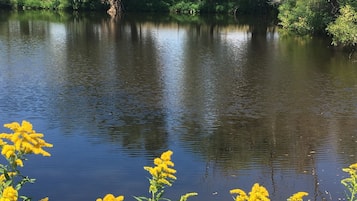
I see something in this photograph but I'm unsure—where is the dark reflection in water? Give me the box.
[1,10,357,201]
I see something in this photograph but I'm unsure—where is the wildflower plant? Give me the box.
[96,194,124,201]
[0,120,53,200]
[287,192,309,201]
[341,163,357,201]
[133,150,197,201]
[230,183,270,201]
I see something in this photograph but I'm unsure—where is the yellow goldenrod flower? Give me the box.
[154,158,162,165]
[179,192,198,201]
[0,186,18,201]
[160,150,173,161]
[287,192,309,201]
[158,178,172,186]
[1,145,15,159]
[96,194,124,201]
[0,139,6,146]
[0,120,53,157]
[0,172,17,183]
[249,183,270,201]
[230,188,249,201]
[230,183,270,201]
[3,122,20,131]
[343,163,357,176]
[15,158,23,167]
[349,163,357,170]
[144,150,177,194]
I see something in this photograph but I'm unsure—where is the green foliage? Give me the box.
[169,1,202,14]
[123,0,172,12]
[326,5,357,47]
[70,0,107,10]
[21,0,55,9]
[55,0,70,10]
[0,0,107,10]
[278,0,333,35]
[277,0,357,47]
[168,0,274,15]
[0,0,276,14]
[278,0,311,35]
[236,0,272,14]
[339,0,357,9]
[0,0,11,8]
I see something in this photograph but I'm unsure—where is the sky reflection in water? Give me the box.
[0,11,357,201]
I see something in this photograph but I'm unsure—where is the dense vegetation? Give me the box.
[0,0,356,49]
[0,0,276,13]
[278,0,357,48]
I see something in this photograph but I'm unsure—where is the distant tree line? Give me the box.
[0,0,277,14]
[0,0,355,49]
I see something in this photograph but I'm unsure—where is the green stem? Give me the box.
[351,177,357,201]
[151,191,155,201]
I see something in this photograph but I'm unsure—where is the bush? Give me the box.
[278,0,333,35]
[326,5,357,47]
[169,1,201,14]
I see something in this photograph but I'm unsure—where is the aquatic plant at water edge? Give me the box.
[0,120,52,201]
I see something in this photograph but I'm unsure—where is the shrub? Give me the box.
[278,0,333,35]
[326,5,357,47]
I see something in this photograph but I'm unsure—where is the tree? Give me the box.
[278,0,333,35]
[326,5,357,47]
[107,0,122,16]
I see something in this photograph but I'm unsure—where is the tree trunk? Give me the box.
[107,0,121,16]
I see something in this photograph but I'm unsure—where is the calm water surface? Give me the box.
[1,10,357,201]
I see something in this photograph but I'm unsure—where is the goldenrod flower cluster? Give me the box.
[287,192,309,201]
[342,163,357,177]
[0,172,17,183]
[96,194,124,201]
[144,150,177,194]
[341,163,357,201]
[0,120,53,201]
[230,183,270,201]
[0,186,18,201]
[179,192,198,201]
[0,121,53,165]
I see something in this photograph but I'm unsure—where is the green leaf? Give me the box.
[134,196,151,201]
[4,180,12,187]
[156,190,165,200]
[19,195,32,201]
[159,198,171,201]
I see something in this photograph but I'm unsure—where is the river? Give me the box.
[0,10,357,201]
